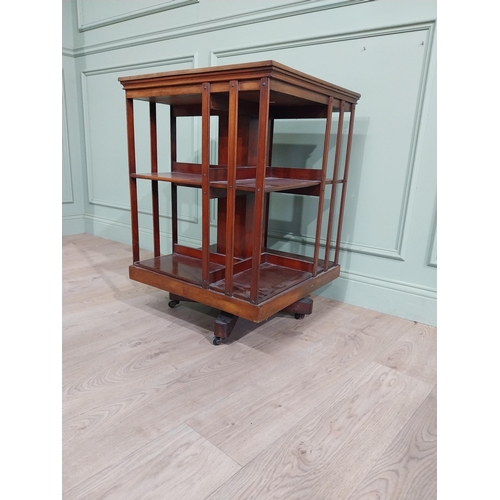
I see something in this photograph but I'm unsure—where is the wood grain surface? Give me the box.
[62,235,437,499]
[346,386,437,500]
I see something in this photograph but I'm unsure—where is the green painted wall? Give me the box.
[62,0,437,326]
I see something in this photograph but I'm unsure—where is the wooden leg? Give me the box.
[213,311,239,344]
[167,295,238,344]
[168,293,195,308]
[281,296,313,319]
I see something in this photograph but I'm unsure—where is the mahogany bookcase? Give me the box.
[119,61,360,345]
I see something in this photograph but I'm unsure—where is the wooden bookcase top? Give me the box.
[118,60,361,106]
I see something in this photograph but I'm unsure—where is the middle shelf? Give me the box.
[131,162,328,194]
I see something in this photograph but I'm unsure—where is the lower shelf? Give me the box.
[209,262,311,302]
[130,251,340,322]
[135,254,224,286]
[134,253,311,302]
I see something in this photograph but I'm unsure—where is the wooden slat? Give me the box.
[334,104,356,264]
[173,244,240,266]
[149,102,160,257]
[313,97,334,276]
[265,252,314,273]
[269,166,322,180]
[264,117,275,248]
[225,80,239,295]
[250,78,271,303]
[132,171,203,185]
[324,99,345,268]
[126,98,139,262]
[170,106,178,249]
[201,83,211,288]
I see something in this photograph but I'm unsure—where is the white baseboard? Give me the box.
[318,272,436,326]
[62,215,85,235]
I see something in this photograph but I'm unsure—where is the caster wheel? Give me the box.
[212,336,222,346]
[168,300,179,309]
[294,313,305,320]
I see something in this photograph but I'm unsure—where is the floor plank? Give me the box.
[376,323,437,385]
[203,363,433,500]
[347,386,437,500]
[62,340,272,491]
[187,312,415,466]
[64,423,241,500]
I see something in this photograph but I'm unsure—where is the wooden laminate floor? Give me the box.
[62,234,437,500]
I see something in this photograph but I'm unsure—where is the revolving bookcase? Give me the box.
[119,61,360,345]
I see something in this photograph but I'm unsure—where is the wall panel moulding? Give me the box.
[71,0,374,57]
[76,0,200,32]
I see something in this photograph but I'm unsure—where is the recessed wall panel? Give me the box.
[82,58,199,223]
[214,27,430,258]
